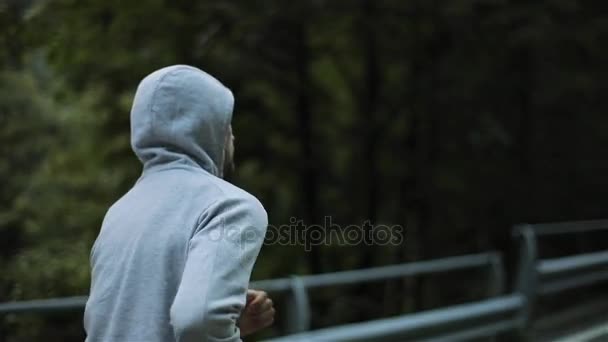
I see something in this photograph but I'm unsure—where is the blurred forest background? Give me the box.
[1,0,608,341]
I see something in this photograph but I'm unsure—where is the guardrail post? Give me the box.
[285,275,311,333]
[487,253,505,297]
[514,224,538,339]
[486,253,505,342]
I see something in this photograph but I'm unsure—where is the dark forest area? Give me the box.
[1,0,607,340]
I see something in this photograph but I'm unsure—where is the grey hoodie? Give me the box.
[84,65,268,342]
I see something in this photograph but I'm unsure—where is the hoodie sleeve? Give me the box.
[170,195,268,342]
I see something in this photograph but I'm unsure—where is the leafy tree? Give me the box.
[2,0,608,340]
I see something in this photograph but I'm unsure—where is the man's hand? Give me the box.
[239,289,275,337]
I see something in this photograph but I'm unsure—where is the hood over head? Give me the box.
[130,65,234,176]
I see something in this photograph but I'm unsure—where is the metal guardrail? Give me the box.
[253,252,503,291]
[520,219,608,236]
[513,220,608,329]
[264,294,525,342]
[537,250,608,295]
[1,220,607,341]
[261,220,608,341]
[0,296,87,315]
[0,252,503,335]
[251,252,504,333]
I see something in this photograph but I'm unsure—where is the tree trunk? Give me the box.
[358,0,381,269]
[294,14,322,274]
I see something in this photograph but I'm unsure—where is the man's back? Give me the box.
[84,65,267,342]
[85,166,266,342]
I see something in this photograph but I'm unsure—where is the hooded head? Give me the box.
[130,65,234,177]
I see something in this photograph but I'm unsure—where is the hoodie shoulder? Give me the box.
[192,174,268,236]
[207,175,266,213]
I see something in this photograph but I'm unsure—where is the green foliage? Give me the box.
[0,59,132,340]
[1,0,608,340]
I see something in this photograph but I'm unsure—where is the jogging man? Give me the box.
[84,65,274,341]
